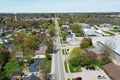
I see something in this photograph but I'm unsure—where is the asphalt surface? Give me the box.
[53,18,66,80]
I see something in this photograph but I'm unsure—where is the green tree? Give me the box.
[0,48,10,65]
[80,41,89,49]
[24,35,39,50]
[80,37,93,48]
[70,24,82,33]
[23,35,39,55]
[48,24,55,37]
[61,31,67,40]
[87,51,97,63]
[69,57,79,67]
[47,39,53,53]
[42,23,48,30]
[69,47,90,66]
[46,53,51,60]
[14,31,26,45]
[58,21,62,27]
[84,38,93,46]
[60,26,64,31]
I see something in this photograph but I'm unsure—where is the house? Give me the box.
[82,24,91,29]
[62,25,70,31]
[29,60,41,73]
[97,40,120,62]
[103,63,120,80]
[83,28,97,36]
[113,26,120,31]
[15,52,23,58]
[11,71,23,80]
[0,37,10,45]
[33,50,46,58]
[33,44,47,58]
[66,34,73,42]
[23,74,40,80]
[38,44,47,50]
[100,23,112,28]
[83,27,107,36]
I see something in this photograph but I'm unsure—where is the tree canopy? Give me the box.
[48,24,55,37]
[69,47,90,66]
[70,24,82,33]
[23,35,39,50]
[80,37,93,48]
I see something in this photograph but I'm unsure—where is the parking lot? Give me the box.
[67,69,111,80]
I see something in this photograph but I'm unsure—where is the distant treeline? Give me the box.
[0,13,120,25]
[57,13,120,25]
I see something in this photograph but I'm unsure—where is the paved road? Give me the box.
[51,17,66,80]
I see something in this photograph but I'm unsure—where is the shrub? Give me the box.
[80,41,89,48]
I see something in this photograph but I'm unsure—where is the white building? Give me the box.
[98,39,120,63]
[33,50,46,58]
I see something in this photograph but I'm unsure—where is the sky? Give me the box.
[0,0,120,13]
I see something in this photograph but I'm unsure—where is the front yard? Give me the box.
[69,64,81,73]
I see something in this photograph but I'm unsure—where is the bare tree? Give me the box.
[97,39,116,54]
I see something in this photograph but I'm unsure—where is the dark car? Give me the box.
[76,77,82,80]
[97,75,106,79]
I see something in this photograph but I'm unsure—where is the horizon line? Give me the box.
[0,12,120,14]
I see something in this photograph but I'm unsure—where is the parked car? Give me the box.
[76,77,82,80]
[97,75,106,79]
[85,66,96,70]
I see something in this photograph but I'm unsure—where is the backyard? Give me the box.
[4,60,24,77]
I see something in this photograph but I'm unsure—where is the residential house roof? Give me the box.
[0,37,10,44]
[62,25,70,28]
[23,74,40,80]
[103,63,120,80]
[39,44,47,51]
[29,60,41,73]
[66,34,73,38]
[12,70,22,76]
[11,70,23,80]
[35,50,45,55]
[16,52,23,57]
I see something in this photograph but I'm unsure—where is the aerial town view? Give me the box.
[0,0,120,80]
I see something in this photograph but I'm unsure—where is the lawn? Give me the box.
[75,33,84,37]
[45,59,51,73]
[89,60,102,68]
[110,29,120,32]
[103,31,115,36]
[62,49,65,55]
[60,38,62,44]
[64,61,68,73]
[45,55,52,73]
[4,61,24,77]
[69,64,81,73]
[72,78,76,80]
[88,45,95,48]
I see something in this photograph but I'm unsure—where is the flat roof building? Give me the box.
[103,63,120,80]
